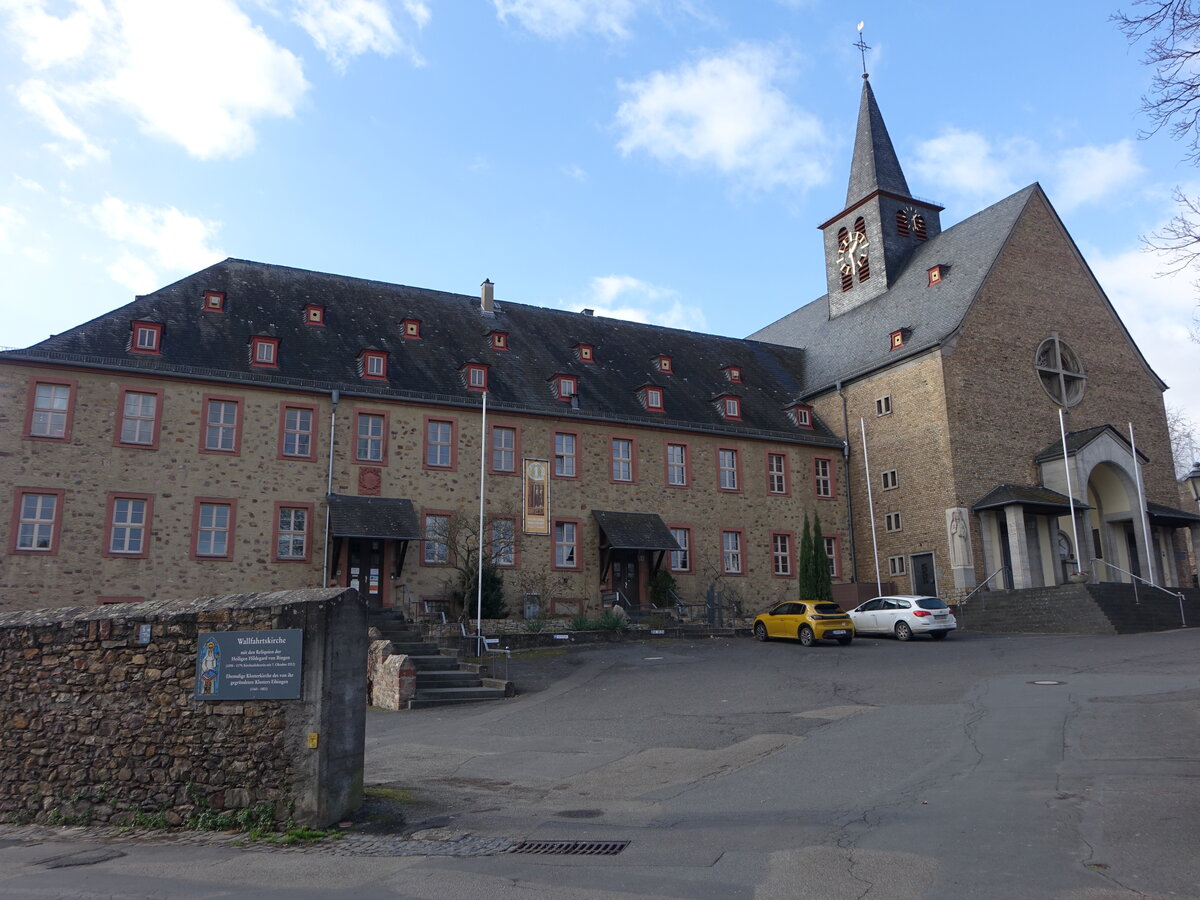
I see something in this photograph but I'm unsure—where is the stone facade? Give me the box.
[0,588,365,827]
[0,360,848,616]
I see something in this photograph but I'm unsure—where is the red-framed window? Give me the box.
[202,290,226,312]
[250,336,279,367]
[10,487,65,554]
[360,350,388,381]
[489,516,518,568]
[115,387,163,449]
[574,343,595,363]
[655,355,673,373]
[489,331,509,351]
[928,265,943,286]
[668,525,691,573]
[787,404,813,428]
[823,535,842,578]
[641,386,664,411]
[717,447,741,492]
[130,320,163,354]
[355,410,388,464]
[462,363,489,392]
[721,529,746,575]
[771,531,794,577]
[766,451,790,495]
[25,377,76,441]
[402,319,421,338]
[665,442,689,487]
[814,456,835,499]
[553,431,579,479]
[103,492,154,559]
[610,436,637,483]
[551,374,578,401]
[192,498,236,560]
[890,329,909,350]
[274,502,313,562]
[279,402,318,461]
[304,304,325,325]
[723,365,742,383]
[200,395,242,454]
[553,518,582,570]
[422,511,451,566]
[490,424,519,474]
[716,395,742,421]
[424,417,457,470]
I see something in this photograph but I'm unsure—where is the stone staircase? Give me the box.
[957,583,1200,635]
[368,610,509,709]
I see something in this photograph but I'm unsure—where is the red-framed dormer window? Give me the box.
[656,355,673,374]
[640,385,664,412]
[928,265,943,286]
[717,394,742,421]
[130,320,163,355]
[304,304,326,325]
[551,373,578,401]
[787,403,813,428]
[403,319,422,339]
[360,350,388,381]
[202,290,226,313]
[462,363,489,392]
[489,331,509,351]
[250,336,280,368]
[890,328,910,350]
[574,343,595,363]
[723,365,742,383]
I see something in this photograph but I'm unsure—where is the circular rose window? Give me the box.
[1035,335,1086,407]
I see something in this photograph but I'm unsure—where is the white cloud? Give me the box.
[88,197,224,291]
[0,206,26,249]
[492,0,641,39]
[2,0,309,162]
[1053,140,1145,212]
[561,274,707,330]
[562,163,587,180]
[14,174,46,193]
[615,43,831,192]
[293,0,424,68]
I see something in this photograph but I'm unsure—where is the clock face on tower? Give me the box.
[838,230,868,275]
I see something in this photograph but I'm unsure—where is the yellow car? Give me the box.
[753,601,854,646]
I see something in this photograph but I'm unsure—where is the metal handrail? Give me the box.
[1091,558,1187,628]
[957,567,1009,617]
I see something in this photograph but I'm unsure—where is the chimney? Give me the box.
[581,308,594,316]
[480,279,494,314]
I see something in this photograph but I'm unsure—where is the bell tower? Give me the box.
[819,75,943,317]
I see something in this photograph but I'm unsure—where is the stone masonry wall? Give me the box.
[0,588,365,828]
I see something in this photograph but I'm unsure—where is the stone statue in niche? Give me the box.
[946,508,971,569]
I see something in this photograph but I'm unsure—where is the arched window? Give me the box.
[913,214,927,241]
[896,209,910,236]
[854,218,870,283]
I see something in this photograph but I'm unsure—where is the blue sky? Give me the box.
[2,0,1198,446]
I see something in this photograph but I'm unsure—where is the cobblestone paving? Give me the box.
[0,824,517,857]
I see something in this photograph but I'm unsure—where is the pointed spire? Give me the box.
[845,78,911,207]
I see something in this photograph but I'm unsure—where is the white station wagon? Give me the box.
[847,595,957,641]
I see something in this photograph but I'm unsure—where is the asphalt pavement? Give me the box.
[2,628,1198,898]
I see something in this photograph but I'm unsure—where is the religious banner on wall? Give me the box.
[523,458,550,535]
[194,629,303,701]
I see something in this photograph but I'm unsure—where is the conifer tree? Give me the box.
[812,513,834,604]
[798,514,815,599]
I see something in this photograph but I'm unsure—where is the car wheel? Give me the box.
[894,621,913,642]
[836,636,852,646]
[798,625,815,647]
[754,622,769,642]
[930,630,948,640]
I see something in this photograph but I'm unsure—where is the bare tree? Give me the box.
[428,509,517,619]
[1115,0,1200,339]
[1168,402,1200,477]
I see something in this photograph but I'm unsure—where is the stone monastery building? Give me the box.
[2,77,1197,616]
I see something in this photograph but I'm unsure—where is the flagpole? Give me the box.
[476,390,487,653]
[1058,408,1082,577]
[1129,422,1155,587]
[860,418,882,595]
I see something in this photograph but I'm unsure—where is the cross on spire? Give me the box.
[854,21,871,79]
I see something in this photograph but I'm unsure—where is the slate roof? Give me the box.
[749,185,1041,395]
[327,494,420,540]
[591,511,681,550]
[973,483,1091,513]
[2,258,842,449]
[1146,501,1200,526]
[846,78,911,205]
[1033,425,1150,464]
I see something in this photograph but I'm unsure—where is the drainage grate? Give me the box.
[506,840,628,856]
